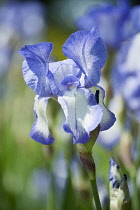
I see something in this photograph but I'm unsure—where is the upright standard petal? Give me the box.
[58,88,103,144]
[63,27,107,87]
[30,96,55,145]
[53,63,81,93]
[19,42,53,97]
[91,86,116,131]
[49,59,77,74]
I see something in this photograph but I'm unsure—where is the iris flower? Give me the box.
[112,33,140,121]
[76,0,130,49]
[19,27,115,145]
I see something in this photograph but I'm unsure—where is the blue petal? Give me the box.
[123,76,140,113]
[58,88,103,144]
[91,86,116,131]
[112,33,140,98]
[109,158,121,189]
[19,42,53,75]
[19,42,53,97]
[63,27,107,87]
[61,75,79,87]
[122,6,140,41]
[76,3,129,48]
[49,59,77,73]
[53,63,81,94]
[30,97,55,145]
[115,33,140,76]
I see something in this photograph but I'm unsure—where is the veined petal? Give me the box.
[91,86,116,131]
[63,27,107,87]
[22,60,52,96]
[19,42,53,97]
[30,97,55,145]
[19,42,53,75]
[53,63,81,93]
[22,60,38,90]
[49,59,77,73]
[58,88,103,144]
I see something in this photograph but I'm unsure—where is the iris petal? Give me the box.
[53,63,81,93]
[61,75,79,87]
[58,88,103,144]
[91,86,116,131]
[22,60,53,97]
[49,59,77,73]
[19,42,53,97]
[22,60,38,91]
[63,27,107,87]
[30,96,55,145]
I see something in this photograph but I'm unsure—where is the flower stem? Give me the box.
[132,175,139,210]
[77,148,102,210]
[90,178,102,210]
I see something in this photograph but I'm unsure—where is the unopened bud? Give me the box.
[109,158,130,210]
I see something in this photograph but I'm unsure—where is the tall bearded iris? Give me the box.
[19,27,116,145]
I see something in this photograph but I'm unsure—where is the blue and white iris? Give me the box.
[112,33,140,121]
[19,27,116,145]
[76,0,130,49]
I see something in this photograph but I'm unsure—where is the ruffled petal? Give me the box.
[53,63,81,93]
[19,42,53,97]
[49,59,76,73]
[58,88,103,144]
[91,86,116,131]
[19,42,53,75]
[30,96,55,145]
[63,27,107,87]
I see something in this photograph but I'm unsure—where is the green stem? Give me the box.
[90,178,102,210]
[131,122,140,210]
[78,149,102,210]
[131,175,139,210]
